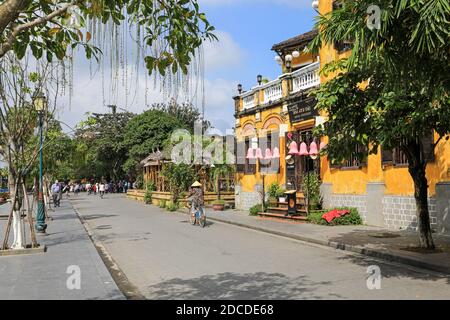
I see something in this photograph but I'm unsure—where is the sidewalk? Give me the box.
[0,200,124,300]
[205,209,450,275]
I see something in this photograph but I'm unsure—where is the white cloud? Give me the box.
[203,30,246,71]
[56,30,242,133]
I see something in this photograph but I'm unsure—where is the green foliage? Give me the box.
[160,163,196,201]
[73,112,134,181]
[309,0,450,162]
[159,200,166,209]
[150,100,209,130]
[302,172,322,210]
[249,203,267,216]
[144,182,156,204]
[165,201,179,212]
[2,1,216,76]
[122,110,187,176]
[212,199,225,205]
[267,182,285,199]
[307,207,362,226]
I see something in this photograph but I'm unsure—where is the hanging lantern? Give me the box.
[298,142,309,156]
[264,148,273,160]
[272,147,280,159]
[288,141,299,155]
[309,142,319,160]
[309,142,319,156]
[246,148,255,159]
[319,141,327,150]
[255,148,264,159]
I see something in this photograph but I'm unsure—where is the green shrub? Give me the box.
[159,200,166,208]
[302,172,323,210]
[143,182,156,204]
[307,207,362,226]
[212,199,225,205]
[249,203,267,216]
[166,201,179,212]
[267,183,280,199]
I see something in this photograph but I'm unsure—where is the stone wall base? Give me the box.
[321,182,450,235]
[235,184,262,211]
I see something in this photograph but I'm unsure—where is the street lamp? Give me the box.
[257,75,262,86]
[33,90,48,233]
[285,54,293,73]
[237,84,243,94]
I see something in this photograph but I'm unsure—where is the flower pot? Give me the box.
[213,204,225,211]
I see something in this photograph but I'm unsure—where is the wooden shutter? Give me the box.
[381,147,393,164]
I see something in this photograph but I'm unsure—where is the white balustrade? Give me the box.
[263,80,283,103]
[291,62,320,93]
[242,94,255,109]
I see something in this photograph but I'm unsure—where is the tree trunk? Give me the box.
[409,164,435,249]
[8,166,24,249]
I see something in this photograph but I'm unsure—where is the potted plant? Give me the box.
[267,182,281,206]
[277,188,286,203]
[212,199,225,211]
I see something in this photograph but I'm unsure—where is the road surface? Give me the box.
[70,193,450,299]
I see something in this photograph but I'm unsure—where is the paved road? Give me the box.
[71,193,450,300]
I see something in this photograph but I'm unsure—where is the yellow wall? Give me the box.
[237,106,286,193]
[235,0,450,199]
[318,0,450,197]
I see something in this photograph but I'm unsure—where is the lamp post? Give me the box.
[34,90,48,233]
[237,84,242,94]
[257,75,262,86]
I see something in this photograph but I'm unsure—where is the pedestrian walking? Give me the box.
[99,182,105,198]
[51,180,61,207]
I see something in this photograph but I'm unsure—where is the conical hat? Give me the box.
[191,181,202,187]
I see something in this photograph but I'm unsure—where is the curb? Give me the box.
[207,216,450,276]
[72,204,146,300]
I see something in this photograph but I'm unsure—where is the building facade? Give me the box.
[234,0,450,234]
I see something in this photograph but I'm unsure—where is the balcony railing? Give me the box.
[263,79,283,103]
[291,62,320,93]
[237,61,320,111]
[242,93,254,110]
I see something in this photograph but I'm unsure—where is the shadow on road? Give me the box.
[145,272,341,300]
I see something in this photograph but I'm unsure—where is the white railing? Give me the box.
[263,80,283,103]
[242,93,255,109]
[291,62,320,93]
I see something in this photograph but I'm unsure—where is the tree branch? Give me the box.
[0,0,83,58]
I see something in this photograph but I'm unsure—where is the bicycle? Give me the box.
[189,202,206,228]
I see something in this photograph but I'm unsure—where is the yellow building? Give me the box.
[234,0,450,234]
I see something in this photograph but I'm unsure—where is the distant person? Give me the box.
[51,180,61,207]
[99,182,105,198]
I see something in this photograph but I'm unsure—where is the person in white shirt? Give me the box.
[99,182,106,198]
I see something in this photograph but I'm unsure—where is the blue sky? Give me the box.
[59,0,316,133]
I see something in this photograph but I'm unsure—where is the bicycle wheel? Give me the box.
[189,207,197,225]
[199,207,206,228]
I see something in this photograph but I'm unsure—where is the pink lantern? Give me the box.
[255,148,264,159]
[298,142,309,156]
[264,148,273,160]
[319,141,326,150]
[309,142,319,156]
[246,148,255,159]
[272,147,280,159]
[288,141,299,155]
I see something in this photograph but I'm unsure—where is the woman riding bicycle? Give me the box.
[188,181,204,209]
[188,181,206,227]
